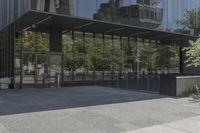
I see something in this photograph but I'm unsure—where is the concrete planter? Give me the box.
[0,78,11,90]
[160,75,200,96]
[0,83,9,90]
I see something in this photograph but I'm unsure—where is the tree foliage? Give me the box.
[177,8,200,35]
[16,32,49,52]
[17,32,179,73]
[183,38,200,67]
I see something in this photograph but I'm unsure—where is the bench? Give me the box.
[0,78,11,90]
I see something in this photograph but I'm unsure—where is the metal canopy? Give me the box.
[15,10,198,44]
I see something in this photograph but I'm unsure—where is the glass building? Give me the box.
[0,0,199,96]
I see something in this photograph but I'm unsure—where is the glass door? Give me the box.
[36,53,50,88]
[49,54,62,87]
[21,52,63,89]
[22,52,36,88]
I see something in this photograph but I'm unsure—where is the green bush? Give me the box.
[181,85,200,99]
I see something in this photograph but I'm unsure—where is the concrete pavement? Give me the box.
[0,86,199,133]
[124,116,200,133]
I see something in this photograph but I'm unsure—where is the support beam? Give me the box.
[179,46,183,74]
[49,27,62,52]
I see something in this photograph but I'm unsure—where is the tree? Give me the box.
[177,8,200,35]
[183,38,200,67]
[16,32,49,64]
[16,32,49,52]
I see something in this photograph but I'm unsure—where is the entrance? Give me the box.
[21,51,63,88]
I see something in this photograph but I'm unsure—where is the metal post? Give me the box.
[35,53,38,88]
[72,30,75,81]
[127,36,130,89]
[48,53,50,88]
[61,53,64,87]
[20,30,23,89]
[83,32,86,81]
[93,33,96,84]
[119,36,123,88]
[136,37,139,90]
[102,34,105,85]
[179,44,183,74]
[11,23,16,89]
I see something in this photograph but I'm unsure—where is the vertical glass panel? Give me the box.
[49,54,62,87]
[22,52,36,88]
[35,54,50,88]
[157,44,177,74]
[63,32,73,82]
[15,48,21,88]
[95,0,114,22]
[163,0,200,35]
[20,0,31,16]
[118,36,126,89]
[120,37,131,89]
[85,33,95,81]
[129,0,163,29]
[115,0,130,25]
[77,0,97,19]
[57,0,74,15]
[74,31,84,81]
[32,0,74,15]
[103,35,112,87]
[19,32,49,52]
[94,34,104,85]
[127,37,137,90]
[111,36,122,88]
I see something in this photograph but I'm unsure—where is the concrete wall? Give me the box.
[176,76,200,96]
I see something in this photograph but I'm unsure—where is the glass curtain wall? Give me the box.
[111,36,122,88]
[14,31,49,88]
[62,31,74,82]
[12,29,181,91]
[29,0,200,36]
[94,34,105,85]
[162,0,200,35]
[73,31,84,81]
[85,33,95,81]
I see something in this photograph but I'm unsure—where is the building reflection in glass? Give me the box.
[32,0,74,15]
[94,0,163,28]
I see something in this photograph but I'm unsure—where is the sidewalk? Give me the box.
[124,115,200,133]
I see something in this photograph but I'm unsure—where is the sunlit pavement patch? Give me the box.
[123,115,200,133]
[0,123,10,133]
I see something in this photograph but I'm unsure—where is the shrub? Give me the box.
[181,85,200,99]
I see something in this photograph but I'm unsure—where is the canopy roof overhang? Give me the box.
[15,10,198,44]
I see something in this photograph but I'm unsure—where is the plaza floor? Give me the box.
[0,86,200,133]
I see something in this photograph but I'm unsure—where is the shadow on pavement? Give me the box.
[0,86,164,116]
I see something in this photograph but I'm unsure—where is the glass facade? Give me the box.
[29,0,200,36]
[61,31,179,91]
[12,28,180,91]
[1,0,200,35]
[0,0,199,91]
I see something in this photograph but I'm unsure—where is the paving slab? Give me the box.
[123,116,200,133]
[0,86,199,133]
